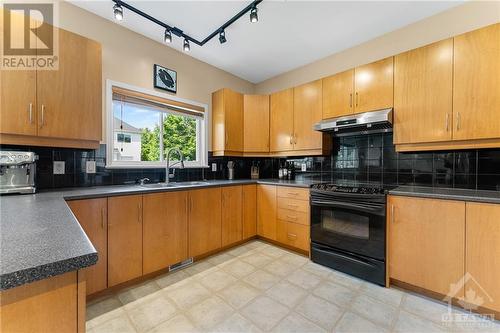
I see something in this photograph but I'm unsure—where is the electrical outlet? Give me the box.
[301,163,307,172]
[53,161,65,175]
[211,163,217,172]
[86,161,96,174]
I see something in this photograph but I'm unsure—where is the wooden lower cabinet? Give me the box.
[67,198,108,295]
[222,186,243,247]
[388,195,465,296]
[465,202,500,313]
[242,185,257,239]
[257,185,277,240]
[108,195,143,287]
[188,188,222,257]
[0,272,80,333]
[277,220,309,252]
[143,192,188,275]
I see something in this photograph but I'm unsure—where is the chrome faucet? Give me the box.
[164,147,185,184]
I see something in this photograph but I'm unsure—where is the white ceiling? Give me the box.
[70,0,463,83]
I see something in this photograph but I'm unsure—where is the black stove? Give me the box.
[309,181,390,286]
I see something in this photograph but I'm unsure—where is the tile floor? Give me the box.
[86,241,500,333]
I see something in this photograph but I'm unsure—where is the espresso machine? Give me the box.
[0,151,37,194]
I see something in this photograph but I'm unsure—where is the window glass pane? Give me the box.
[113,100,161,162]
[162,114,197,161]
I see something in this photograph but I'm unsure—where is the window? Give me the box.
[106,81,208,168]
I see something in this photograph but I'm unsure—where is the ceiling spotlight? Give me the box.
[164,29,172,43]
[250,6,258,23]
[219,30,227,44]
[113,3,123,21]
[183,38,190,52]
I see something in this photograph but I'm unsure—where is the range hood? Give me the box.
[313,108,393,136]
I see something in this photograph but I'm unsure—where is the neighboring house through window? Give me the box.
[106,80,208,168]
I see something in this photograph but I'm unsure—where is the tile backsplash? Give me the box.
[2,132,500,191]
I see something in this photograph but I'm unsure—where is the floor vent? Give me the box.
[169,258,193,272]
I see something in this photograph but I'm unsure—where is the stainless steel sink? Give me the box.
[140,181,210,188]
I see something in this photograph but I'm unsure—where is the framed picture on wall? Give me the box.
[153,64,177,93]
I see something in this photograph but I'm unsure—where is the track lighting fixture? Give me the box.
[250,6,258,23]
[110,0,261,51]
[113,3,123,21]
[164,29,172,43]
[183,39,190,52]
[219,30,227,44]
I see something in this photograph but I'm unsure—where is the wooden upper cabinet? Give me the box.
[244,94,270,153]
[257,185,277,240]
[188,188,222,257]
[221,186,243,247]
[143,192,188,275]
[211,88,243,155]
[394,39,453,145]
[270,88,294,152]
[0,70,37,136]
[293,80,323,150]
[322,69,354,119]
[37,27,102,141]
[453,23,500,141]
[108,195,143,287]
[388,196,465,296]
[354,57,393,113]
[67,198,108,295]
[465,202,500,313]
[242,185,257,239]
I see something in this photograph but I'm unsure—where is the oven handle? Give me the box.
[311,199,385,215]
[313,245,379,268]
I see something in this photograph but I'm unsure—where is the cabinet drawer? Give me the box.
[277,208,309,226]
[277,197,309,213]
[277,220,310,252]
[277,186,309,201]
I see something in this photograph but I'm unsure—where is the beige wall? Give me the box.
[255,0,500,94]
[56,1,255,142]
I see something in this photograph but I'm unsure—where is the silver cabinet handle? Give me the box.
[225,133,228,146]
[349,93,353,108]
[40,104,45,128]
[456,112,461,131]
[289,134,293,145]
[101,208,105,229]
[137,203,141,224]
[446,114,449,132]
[293,134,297,145]
[355,92,359,107]
[391,204,395,224]
[29,103,33,124]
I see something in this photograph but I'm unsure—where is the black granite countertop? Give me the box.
[389,186,500,204]
[0,178,315,290]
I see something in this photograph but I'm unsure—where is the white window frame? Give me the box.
[105,80,209,169]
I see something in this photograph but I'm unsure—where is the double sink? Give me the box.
[140,181,210,189]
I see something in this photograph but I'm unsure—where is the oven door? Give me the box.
[310,192,386,261]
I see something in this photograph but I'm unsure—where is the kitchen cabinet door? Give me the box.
[37,27,101,141]
[257,185,277,240]
[242,185,257,239]
[322,69,354,119]
[108,195,143,287]
[224,89,244,152]
[143,192,188,275]
[394,39,453,144]
[188,188,222,257]
[354,57,393,114]
[465,202,500,313]
[244,94,270,153]
[0,12,37,136]
[453,23,500,141]
[221,186,243,247]
[67,198,108,295]
[277,220,309,252]
[270,88,294,152]
[388,195,465,296]
[293,80,323,150]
